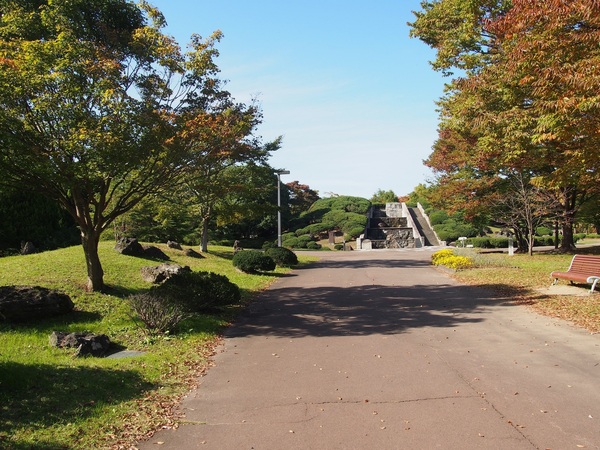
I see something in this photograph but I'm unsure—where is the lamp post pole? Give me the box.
[276,170,290,247]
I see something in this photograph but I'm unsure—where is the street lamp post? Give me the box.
[276,170,290,247]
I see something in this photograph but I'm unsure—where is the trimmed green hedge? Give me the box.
[232,250,276,273]
[152,270,241,313]
[265,247,298,267]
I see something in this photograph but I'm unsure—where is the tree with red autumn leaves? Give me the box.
[411,0,600,251]
[286,181,320,216]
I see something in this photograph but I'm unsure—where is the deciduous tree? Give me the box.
[0,0,222,290]
[177,100,280,252]
[287,181,320,216]
[411,0,600,251]
[370,189,398,204]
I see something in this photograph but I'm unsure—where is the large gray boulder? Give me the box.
[167,240,182,250]
[141,263,191,284]
[115,238,170,260]
[0,286,74,322]
[114,237,145,257]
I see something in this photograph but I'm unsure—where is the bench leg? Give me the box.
[590,278,599,294]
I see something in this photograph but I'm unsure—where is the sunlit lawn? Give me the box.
[0,242,316,449]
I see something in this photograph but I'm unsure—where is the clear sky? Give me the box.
[149,0,447,199]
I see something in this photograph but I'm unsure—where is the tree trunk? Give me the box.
[200,217,209,253]
[558,186,581,252]
[527,229,534,256]
[513,228,527,253]
[81,229,104,292]
[561,219,576,252]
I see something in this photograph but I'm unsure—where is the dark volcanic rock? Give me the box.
[0,286,74,322]
[114,237,145,257]
[142,245,169,261]
[50,331,111,357]
[167,240,183,250]
[184,248,204,259]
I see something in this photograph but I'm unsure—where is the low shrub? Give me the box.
[534,236,555,246]
[297,235,314,248]
[489,237,509,248]
[127,292,190,334]
[265,247,298,267]
[466,237,492,248]
[334,244,344,250]
[431,249,474,270]
[282,236,299,248]
[285,234,316,249]
[431,249,454,265]
[442,255,474,270]
[306,241,322,250]
[262,240,277,249]
[344,226,366,241]
[466,237,510,248]
[536,226,552,236]
[232,250,276,273]
[152,270,241,312]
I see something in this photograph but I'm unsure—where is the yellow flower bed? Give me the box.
[431,249,474,270]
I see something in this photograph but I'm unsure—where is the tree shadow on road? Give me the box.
[227,281,523,339]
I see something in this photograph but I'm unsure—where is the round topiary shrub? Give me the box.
[306,241,322,250]
[152,270,240,312]
[282,236,299,248]
[232,250,276,273]
[262,240,277,250]
[296,235,313,248]
[265,247,298,267]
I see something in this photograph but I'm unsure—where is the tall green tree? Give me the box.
[370,189,398,204]
[177,100,280,252]
[409,0,511,75]
[0,0,222,290]
[213,163,285,241]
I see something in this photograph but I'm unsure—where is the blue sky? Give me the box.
[150,0,447,199]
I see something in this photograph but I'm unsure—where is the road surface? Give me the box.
[138,249,600,449]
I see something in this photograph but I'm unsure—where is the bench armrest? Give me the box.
[587,276,600,293]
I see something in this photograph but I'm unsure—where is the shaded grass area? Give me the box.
[451,247,600,333]
[0,242,314,449]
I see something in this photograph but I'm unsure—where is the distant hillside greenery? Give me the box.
[282,196,370,249]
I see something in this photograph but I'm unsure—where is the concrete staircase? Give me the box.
[358,203,440,250]
[407,207,440,246]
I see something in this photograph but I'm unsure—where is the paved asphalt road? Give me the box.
[138,249,600,449]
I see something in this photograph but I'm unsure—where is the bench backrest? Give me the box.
[569,255,600,277]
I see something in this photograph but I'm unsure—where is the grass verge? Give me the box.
[0,242,316,449]
[450,247,600,333]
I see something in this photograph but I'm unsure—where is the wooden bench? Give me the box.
[551,254,600,293]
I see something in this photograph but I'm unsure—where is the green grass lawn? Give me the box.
[0,242,316,449]
[2,242,599,449]
[451,247,600,333]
